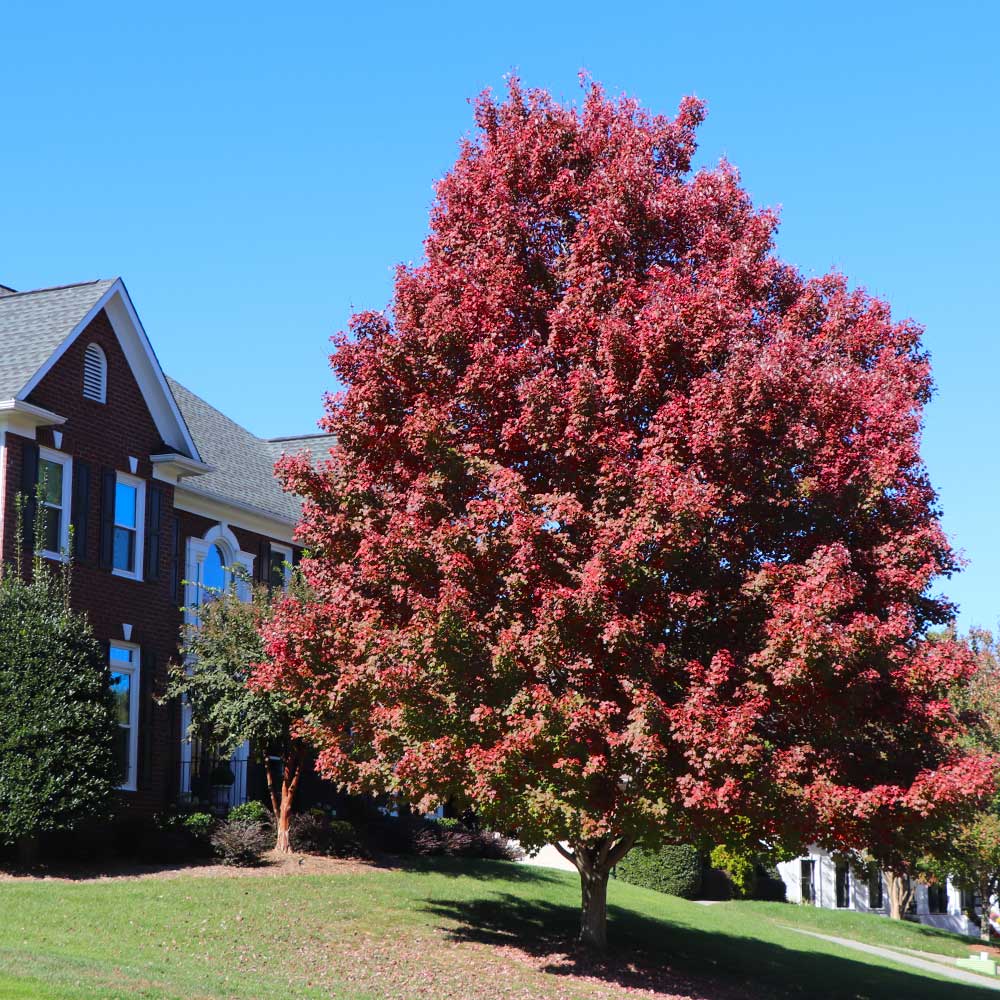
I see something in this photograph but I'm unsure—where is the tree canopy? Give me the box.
[258,79,995,947]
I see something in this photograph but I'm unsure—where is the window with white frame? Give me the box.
[109,643,140,790]
[269,543,293,591]
[38,448,72,558]
[112,474,145,577]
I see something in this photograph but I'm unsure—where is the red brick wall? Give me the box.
[2,308,295,815]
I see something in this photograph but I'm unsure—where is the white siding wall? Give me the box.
[778,847,977,936]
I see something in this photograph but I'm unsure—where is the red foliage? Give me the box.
[258,80,993,873]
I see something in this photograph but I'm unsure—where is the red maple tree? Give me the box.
[258,79,994,949]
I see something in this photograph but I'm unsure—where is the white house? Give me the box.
[778,847,977,936]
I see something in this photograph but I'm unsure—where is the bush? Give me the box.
[289,811,362,857]
[211,819,273,866]
[181,812,215,843]
[229,801,271,825]
[0,556,119,849]
[710,844,755,898]
[614,844,702,899]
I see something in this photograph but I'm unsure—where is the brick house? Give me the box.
[0,277,329,814]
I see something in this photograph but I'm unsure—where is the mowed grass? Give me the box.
[0,857,993,1000]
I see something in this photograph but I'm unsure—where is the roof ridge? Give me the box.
[0,278,112,301]
[267,432,332,442]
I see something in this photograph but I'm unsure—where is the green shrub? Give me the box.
[181,812,215,841]
[328,819,361,857]
[0,548,119,850]
[614,844,702,899]
[710,844,756,898]
[228,800,271,825]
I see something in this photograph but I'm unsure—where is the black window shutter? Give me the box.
[170,516,182,603]
[138,649,155,791]
[98,469,116,569]
[71,460,91,561]
[20,441,39,544]
[144,486,162,582]
[257,538,271,587]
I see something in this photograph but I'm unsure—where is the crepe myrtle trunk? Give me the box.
[887,871,915,921]
[264,747,304,853]
[555,836,635,950]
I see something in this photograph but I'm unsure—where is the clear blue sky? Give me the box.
[2,1,997,628]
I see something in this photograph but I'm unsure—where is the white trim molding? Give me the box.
[16,280,202,461]
[173,485,296,545]
[0,399,66,440]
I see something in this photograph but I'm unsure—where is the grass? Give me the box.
[0,857,994,999]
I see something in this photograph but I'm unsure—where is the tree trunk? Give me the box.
[886,871,913,921]
[557,835,635,952]
[580,865,610,951]
[264,745,303,854]
[980,877,992,942]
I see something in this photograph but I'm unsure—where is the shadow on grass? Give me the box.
[422,891,1000,999]
[368,854,568,885]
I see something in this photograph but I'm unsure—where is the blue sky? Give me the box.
[1,1,997,628]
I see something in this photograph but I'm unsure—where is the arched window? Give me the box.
[202,542,228,593]
[83,343,107,402]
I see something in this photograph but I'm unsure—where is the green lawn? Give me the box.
[0,857,993,999]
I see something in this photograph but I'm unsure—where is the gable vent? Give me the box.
[83,343,107,403]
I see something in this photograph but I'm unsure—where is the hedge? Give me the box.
[614,843,702,898]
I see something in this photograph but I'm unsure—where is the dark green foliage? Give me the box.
[211,819,274,866]
[181,812,215,842]
[289,810,362,856]
[615,844,703,899]
[228,800,271,825]
[0,515,118,846]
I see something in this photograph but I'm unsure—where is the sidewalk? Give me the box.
[783,926,1000,992]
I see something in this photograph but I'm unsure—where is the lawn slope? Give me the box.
[0,858,991,999]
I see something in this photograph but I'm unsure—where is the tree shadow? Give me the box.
[422,891,1000,999]
[368,854,568,885]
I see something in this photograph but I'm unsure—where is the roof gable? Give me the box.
[0,278,200,460]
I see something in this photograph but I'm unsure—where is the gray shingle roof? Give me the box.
[0,277,324,529]
[167,377,327,525]
[0,280,116,398]
[266,433,335,463]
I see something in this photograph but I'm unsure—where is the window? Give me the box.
[868,867,884,909]
[112,474,144,578]
[927,882,948,914]
[269,543,292,591]
[83,343,107,402]
[109,643,139,790]
[38,449,72,558]
[835,860,850,908]
[200,542,228,599]
[800,859,816,904]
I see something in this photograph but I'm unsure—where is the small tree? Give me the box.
[167,572,307,852]
[921,629,1000,938]
[0,496,118,860]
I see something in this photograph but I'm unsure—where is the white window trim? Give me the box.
[111,472,145,581]
[270,542,293,591]
[183,522,255,614]
[110,641,140,792]
[179,523,255,804]
[38,446,72,562]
